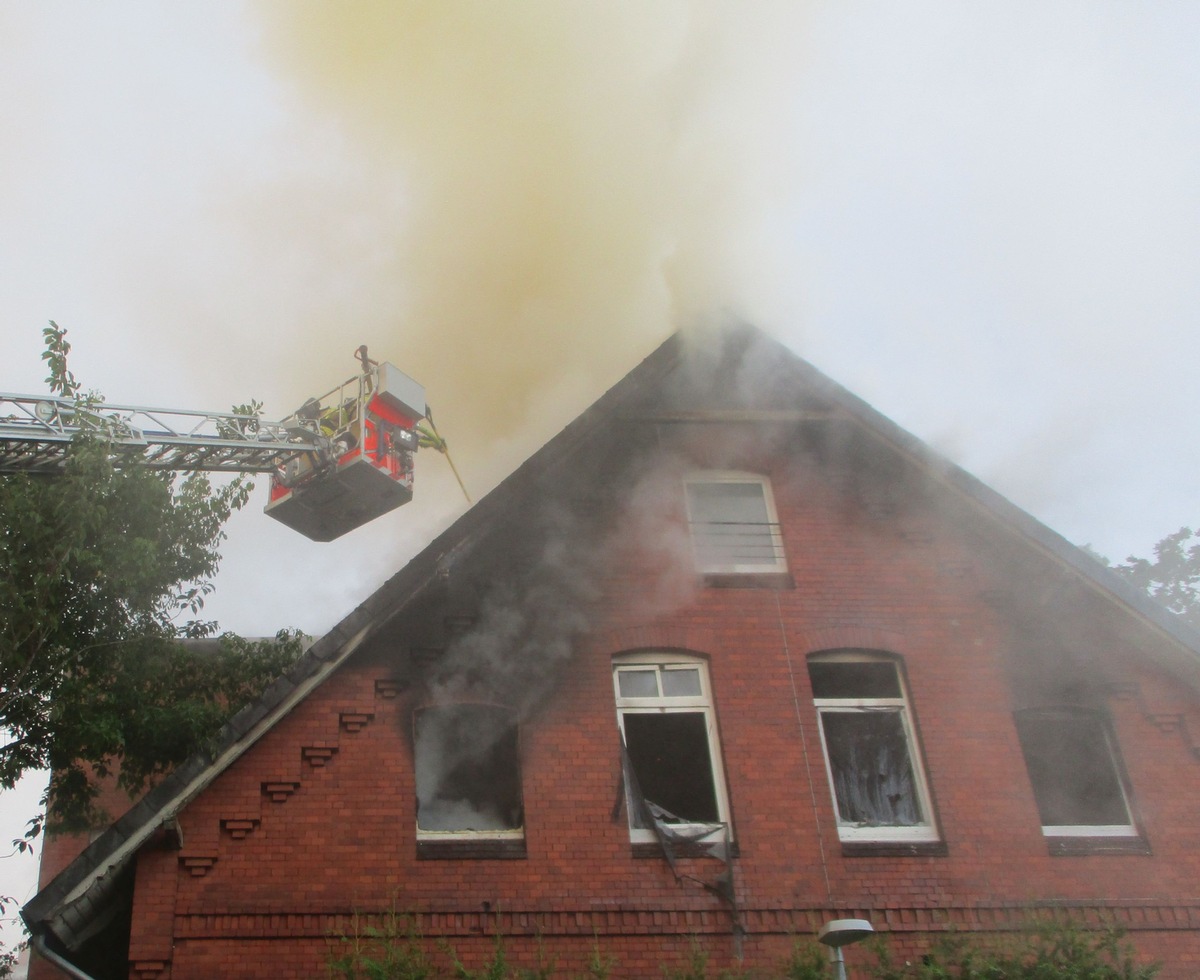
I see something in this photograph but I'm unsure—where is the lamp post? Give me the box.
[818,918,874,980]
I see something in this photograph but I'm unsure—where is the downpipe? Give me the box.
[31,934,102,980]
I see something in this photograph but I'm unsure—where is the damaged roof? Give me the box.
[24,322,1200,955]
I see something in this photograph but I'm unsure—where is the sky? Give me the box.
[2,0,1199,957]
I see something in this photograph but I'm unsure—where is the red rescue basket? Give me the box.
[265,362,426,541]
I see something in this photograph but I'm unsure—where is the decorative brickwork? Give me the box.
[220,817,261,841]
[301,743,338,767]
[375,678,402,699]
[178,851,218,877]
[339,711,374,733]
[1110,680,1200,758]
[262,780,300,803]
[166,902,1200,941]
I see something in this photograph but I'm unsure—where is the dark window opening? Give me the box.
[1015,709,1133,830]
[623,711,719,827]
[414,704,523,834]
[809,660,902,699]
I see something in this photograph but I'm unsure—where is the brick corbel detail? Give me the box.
[262,780,301,803]
[302,743,338,767]
[1109,682,1200,759]
[130,959,170,979]
[340,711,375,733]
[179,850,218,878]
[375,678,402,699]
[221,817,261,841]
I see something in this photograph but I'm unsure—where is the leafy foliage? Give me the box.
[1108,527,1200,631]
[43,632,304,832]
[324,921,1156,980]
[328,911,435,980]
[0,931,22,980]
[451,934,520,980]
[868,923,1158,980]
[661,941,725,980]
[779,942,828,980]
[0,325,303,830]
[326,915,564,980]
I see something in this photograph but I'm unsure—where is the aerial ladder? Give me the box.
[0,351,447,542]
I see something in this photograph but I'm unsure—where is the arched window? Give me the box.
[808,650,937,843]
[613,653,732,843]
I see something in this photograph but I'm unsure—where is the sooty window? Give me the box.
[613,654,731,844]
[809,651,938,843]
[414,704,523,838]
[1014,707,1137,839]
[684,473,785,574]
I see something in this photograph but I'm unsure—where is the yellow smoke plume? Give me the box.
[253,1,807,484]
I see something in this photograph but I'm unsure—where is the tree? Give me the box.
[1109,527,1200,632]
[0,324,303,835]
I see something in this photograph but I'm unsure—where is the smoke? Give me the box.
[417,330,819,721]
[240,3,816,821]
[425,501,600,715]
[605,458,703,621]
[412,502,602,833]
[251,1,808,483]
[414,702,522,832]
[410,453,711,827]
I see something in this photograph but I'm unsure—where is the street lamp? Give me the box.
[818,918,874,980]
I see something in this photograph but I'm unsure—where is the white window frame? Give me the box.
[810,651,938,844]
[1015,707,1138,840]
[613,652,732,845]
[683,471,786,575]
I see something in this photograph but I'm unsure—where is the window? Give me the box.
[613,654,731,844]
[413,704,523,838]
[808,651,937,843]
[684,473,785,574]
[1014,707,1137,838]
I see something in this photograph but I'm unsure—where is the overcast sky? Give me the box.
[3,1,1198,952]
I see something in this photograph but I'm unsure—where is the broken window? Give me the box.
[613,655,731,843]
[808,651,937,842]
[685,473,785,574]
[1014,707,1136,837]
[413,704,523,837]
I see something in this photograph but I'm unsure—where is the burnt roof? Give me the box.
[24,322,1200,959]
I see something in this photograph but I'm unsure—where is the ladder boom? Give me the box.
[0,394,319,474]
[1,355,430,542]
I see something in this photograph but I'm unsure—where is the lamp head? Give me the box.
[818,918,874,948]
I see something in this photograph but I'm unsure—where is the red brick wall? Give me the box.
[29,770,141,980]
[106,435,1200,977]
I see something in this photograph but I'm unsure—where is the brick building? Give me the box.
[24,326,1200,978]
